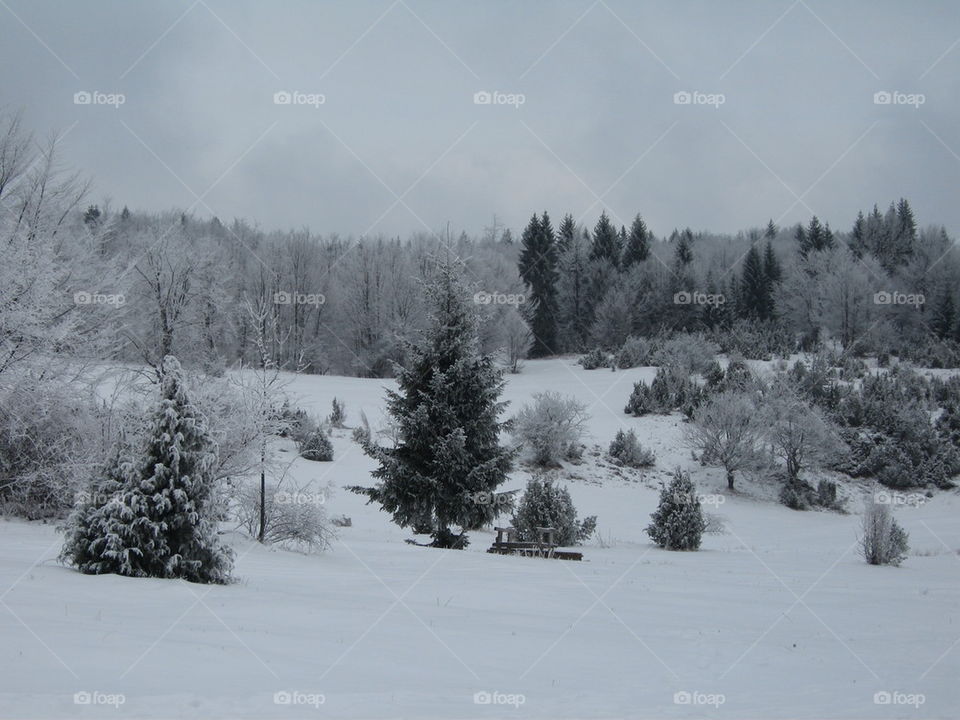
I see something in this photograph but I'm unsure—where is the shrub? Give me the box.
[299,428,334,461]
[616,336,655,369]
[235,481,334,552]
[816,479,841,509]
[608,429,656,468]
[328,397,346,428]
[351,410,372,445]
[579,347,612,370]
[513,392,590,466]
[646,468,706,550]
[625,367,703,416]
[652,334,720,375]
[512,474,595,546]
[861,499,909,566]
[276,401,317,445]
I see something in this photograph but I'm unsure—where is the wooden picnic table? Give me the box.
[487,526,583,561]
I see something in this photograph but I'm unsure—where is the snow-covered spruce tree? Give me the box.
[60,356,233,583]
[646,468,706,550]
[299,427,334,461]
[512,474,595,546]
[351,259,516,548]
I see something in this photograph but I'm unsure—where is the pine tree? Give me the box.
[795,223,810,258]
[932,289,956,340]
[739,245,769,319]
[590,211,621,268]
[674,228,694,266]
[352,261,516,548]
[851,211,867,258]
[556,213,576,254]
[518,212,559,357]
[60,356,234,583]
[762,241,782,319]
[646,468,706,551]
[622,213,650,268]
[764,219,777,240]
[556,228,592,351]
[894,198,917,266]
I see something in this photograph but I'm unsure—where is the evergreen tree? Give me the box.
[60,356,234,583]
[851,210,867,258]
[518,212,559,357]
[764,219,777,240]
[500,228,514,245]
[794,223,809,258]
[674,228,694,266]
[739,245,769,320]
[622,213,650,267]
[646,468,706,551]
[932,289,956,340]
[556,213,576,254]
[352,261,516,548]
[556,228,592,351]
[590,211,621,268]
[763,241,782,319]
[894,198,917,267]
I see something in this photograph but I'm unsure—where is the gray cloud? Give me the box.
[2,0,958,238]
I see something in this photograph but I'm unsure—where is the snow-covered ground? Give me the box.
[1,359,957,719]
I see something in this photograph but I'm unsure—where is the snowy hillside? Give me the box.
[2,359,956,719]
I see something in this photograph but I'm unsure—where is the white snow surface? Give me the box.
[1,358,957,719]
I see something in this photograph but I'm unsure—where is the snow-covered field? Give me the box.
[2,359,957,719]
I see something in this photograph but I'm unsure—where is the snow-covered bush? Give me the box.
[861,499,909,566]
[579,347,612,370]
[616,336,655,369]
[235,481,334,552]
[652,333,720,375]
[646,468,706,551]
[351,410,372,445]
[328,397,346,428]
[276,401,317,445]
[625,367,703,416]
[513,392,590,466]
[0,380,106,519]
[512,474,595,546]
[607,429,655,468]
[299,427,334,461]
[60,356,234,583]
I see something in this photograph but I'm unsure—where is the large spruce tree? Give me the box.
[590,211,622,268]
[352,260,516,548]
[622,213,650,268]
[518,212,560,357]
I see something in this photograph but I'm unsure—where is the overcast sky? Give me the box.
[2,0,958,240]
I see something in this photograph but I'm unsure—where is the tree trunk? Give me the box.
[258,448,266,542]
[727,470,735,490]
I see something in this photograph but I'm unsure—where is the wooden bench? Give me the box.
[487,526,583,561]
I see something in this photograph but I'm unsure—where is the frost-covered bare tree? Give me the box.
[685,391,767,490]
